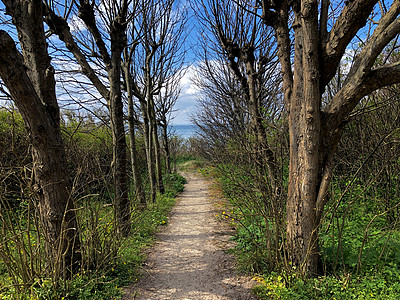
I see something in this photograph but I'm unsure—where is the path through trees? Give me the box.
[124,171,255,299]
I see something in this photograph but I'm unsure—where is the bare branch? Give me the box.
[321,0,378,87]
[44,5,110,101]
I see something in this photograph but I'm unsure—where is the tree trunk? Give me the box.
[144,52,164,195]
[150,103,165,194]
[44,0,131,236]
[123,64,146,207]
[286,5,321,275]
[142,111,157,203]
[109,21,130,236]
[0,2,81,276]
[245,60,279,198]
[161,121,172,175]
[143,53,158,202]
[128,117,146,207]
[261,0,400,277]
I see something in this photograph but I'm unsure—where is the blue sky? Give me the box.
[0,1,201,125]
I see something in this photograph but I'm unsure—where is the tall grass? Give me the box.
[0,108,187,299]
[0,172,185,299]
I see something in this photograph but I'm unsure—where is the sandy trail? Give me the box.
[125,171,255,299]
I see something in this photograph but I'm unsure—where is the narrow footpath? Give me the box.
[124,171,256,299]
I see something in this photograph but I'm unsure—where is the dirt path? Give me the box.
[124,171,256,300]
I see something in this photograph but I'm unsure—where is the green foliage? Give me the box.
[0,108,25,137]
[253,271,400,299]
[0,172,184,299]
[0,109,187,299]
[0,109,31,208]
[210,158,400,299]
[164,173,186,197]
[61,114,114,198]
[213,162,284,273]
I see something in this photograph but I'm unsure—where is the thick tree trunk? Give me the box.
[0,7,81,277]
[286,5,321,276]
[261,0,400,277]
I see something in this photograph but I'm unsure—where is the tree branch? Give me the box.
[344,3,400,84]
[5,0,59,123]
[43,5,110,102]
[261,0,292,110]
[324,61,400,131]
[0,30,50,135]
[78,0,112,69]
[321,0,378,87]
[324,2,400,132]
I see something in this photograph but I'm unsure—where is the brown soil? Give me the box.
[123,171,256,300]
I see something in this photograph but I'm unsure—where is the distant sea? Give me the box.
[169,124,197,139]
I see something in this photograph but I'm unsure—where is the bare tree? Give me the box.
[127,0,187,201]
[257,0,400,275]
[44,0,132,235]
[123,43,146,206]
[156,72,183,175]
[192,56,251,153]
[192,22,286,267]
[0,0,81,277]
[198,0,282,198]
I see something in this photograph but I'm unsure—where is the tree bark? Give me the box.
[150,99,165,194]
[285,3,321,275]
[262,0,400,276]
[161,119,172,175]
[44,1,132,235]
[108,7,130,236]
[145,49,165,196]
[122,61,147,207]
[142,105,157,203]
[0,1,80,277]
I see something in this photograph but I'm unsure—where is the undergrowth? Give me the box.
[199,164,400,300]
[0,173,186,300]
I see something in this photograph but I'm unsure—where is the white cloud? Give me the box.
[179,65,200,96]
[69,13,87,33]
[172,92,198,125]
[171,65,201,124]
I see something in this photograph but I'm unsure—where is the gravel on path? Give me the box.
[123,171,256,300]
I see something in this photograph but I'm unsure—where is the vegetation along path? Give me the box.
[125,171,256,299]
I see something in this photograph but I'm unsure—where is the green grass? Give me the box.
[253,271,400,299]
[202,163,400,300]
[0,173,186,300]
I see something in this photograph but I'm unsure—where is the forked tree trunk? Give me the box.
[0,1,80,277]
[262,0,400,277]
